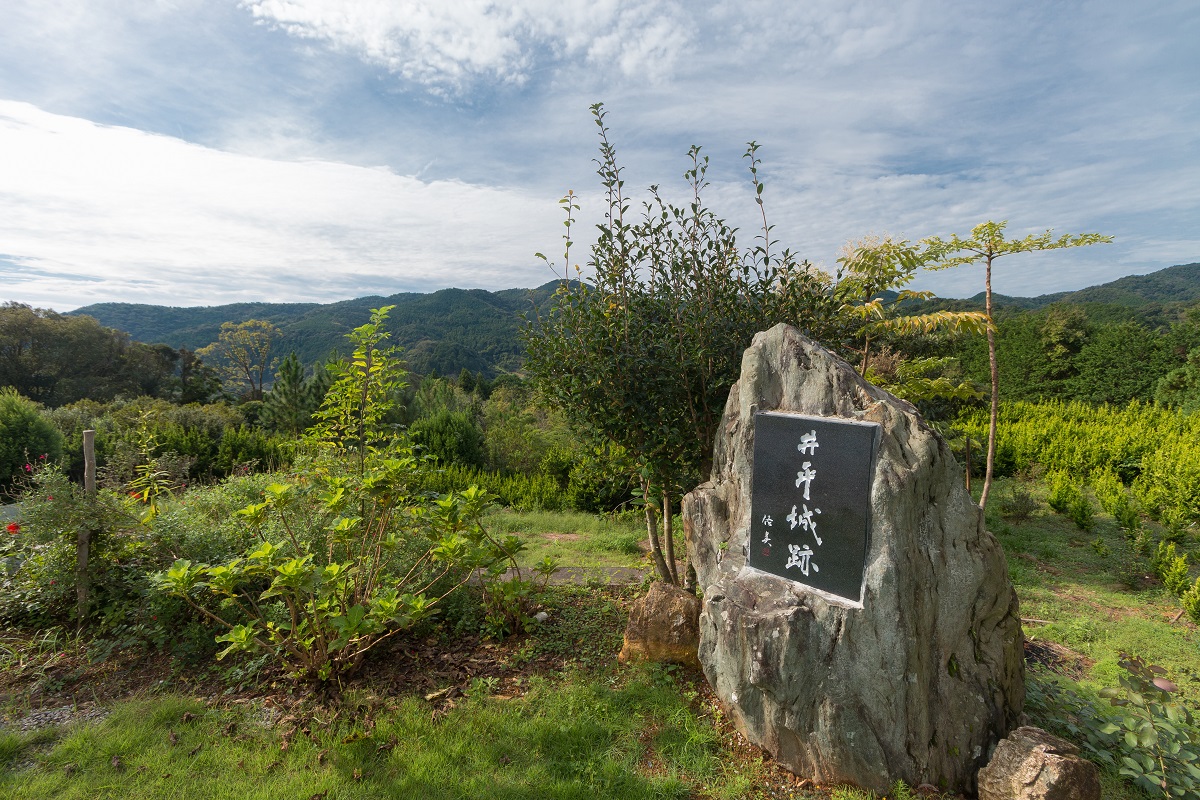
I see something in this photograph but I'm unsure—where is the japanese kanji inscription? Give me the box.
[747,411,880,602]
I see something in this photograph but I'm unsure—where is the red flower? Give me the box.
[38,454,47,460]
[24,463,32,472]
[5,522,19,534]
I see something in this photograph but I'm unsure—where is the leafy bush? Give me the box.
[566,445,638,513]
[0,388,62,492]
[153,308,530,682]
[1069,493,1096,532]
[419,464,567,511]
[1046,470,1080,514]
[1182,578,1200,625]
[410,409,486,468]
[1091,467,1126,516]
[1098,655,1200,799]
[1,464,139,626]
[957,399,1200,530]
[1152,541,1192,596]
[999,485,1039,522]
[1027,657,1200,800]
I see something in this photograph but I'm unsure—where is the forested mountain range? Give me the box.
[933,261,1200,314]
[71,263,1200,379]
[73,283,561,378]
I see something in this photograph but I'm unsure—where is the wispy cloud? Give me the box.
[0,102,559,310]
[241,0,694,94]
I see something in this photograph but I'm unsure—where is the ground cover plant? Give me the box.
[984,474,1200,799]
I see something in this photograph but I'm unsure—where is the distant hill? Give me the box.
[73,283,561,378]
[971,262,1200,310]
[70,262,1199,377]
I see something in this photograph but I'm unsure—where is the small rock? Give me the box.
[617,581,701,669]
[977,726,1100,800]
[533,611,550,624]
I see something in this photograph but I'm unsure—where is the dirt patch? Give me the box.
[0,633,180,725]
[541,532,583,542]
[1024,638,1092,679]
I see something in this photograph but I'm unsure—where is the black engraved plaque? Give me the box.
[747,411,879,602]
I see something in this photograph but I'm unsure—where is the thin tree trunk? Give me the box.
[980,256,998,511]
[964,434,972,494]
[661,489,678,585]
[76,430,96,629]
[641,477,674,584]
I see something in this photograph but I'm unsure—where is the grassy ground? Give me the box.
[482,508,673,572]
[0,585,795,800]
[983,476,1199,800]
[0,676,754,800]
[985,476,1199,703]
[2,481,1197,799]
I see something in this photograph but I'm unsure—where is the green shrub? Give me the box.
[1112,493,1142,534]
[420,464,567,511]
[1098,655,1200,799]
[1182,577,1200,625]
[999,485,1039,522]
[1153,541,1192,596]
[153,308,534,682]
[1045,470,1079,514]
[566,445,637,513]
[1091,466,1126,516]
[214,425,287,475]
[0,388,62,492]
[1027,657,1200,800]
[0,464,141,627]
[1068,493,1096,532]
[411,409,487,469]
[957,399,1200,529]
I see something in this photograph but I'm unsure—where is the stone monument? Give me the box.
[683,324,1024,793]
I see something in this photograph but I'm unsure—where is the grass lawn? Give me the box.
[481,508,679,573]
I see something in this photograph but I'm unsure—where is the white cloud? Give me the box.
[0,1,1197,310]
[0,101,561,310]
[240,0,694,93]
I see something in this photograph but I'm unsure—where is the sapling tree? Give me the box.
[524,104,836,586]
[260,352,327,435]
[197,319,281,401]
[923,222,1112,510]
[154,308,534,682]
[834,235,990,380]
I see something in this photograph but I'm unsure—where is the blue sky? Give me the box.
[1,0,1197,310]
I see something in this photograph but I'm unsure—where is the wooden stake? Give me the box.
[76,429,96,628]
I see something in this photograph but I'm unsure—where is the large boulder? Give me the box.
[977,726,1101,800]
[683,324,1023,793]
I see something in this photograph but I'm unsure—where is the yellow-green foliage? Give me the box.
[959,400,1200,527]
[1045,470,1079,514]
[1183,578,1200,624]
[1090,467,1125,516]
[1153,541,1192,596]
